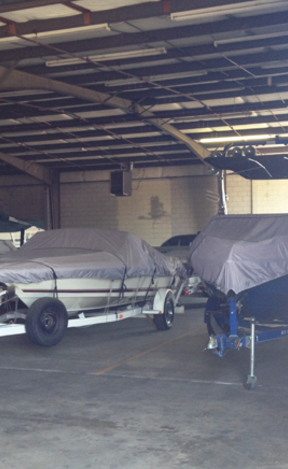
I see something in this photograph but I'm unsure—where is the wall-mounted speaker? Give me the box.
[110,171,132,196]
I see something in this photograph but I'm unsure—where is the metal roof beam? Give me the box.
[0,149,51,183]
[0,65,210,162]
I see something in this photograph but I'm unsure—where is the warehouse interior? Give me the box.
[0,0,288,238]
[0,1,288,468]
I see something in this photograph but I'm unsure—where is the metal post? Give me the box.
[244,317,257,390]
[49,170,60,229]
[218,170,228,215]
[20,229,25,246]
[250,318,256,377]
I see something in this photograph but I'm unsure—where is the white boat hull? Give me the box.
[12,275,179,315]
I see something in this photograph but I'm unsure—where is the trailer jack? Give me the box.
[244,317,257,390]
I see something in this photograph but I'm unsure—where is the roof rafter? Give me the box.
[0,149,51,183]
[0,65,210,163]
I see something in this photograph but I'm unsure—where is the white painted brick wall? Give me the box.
[61,181,119,230]
[226,174,252,214]
[61,178,171,245]
[1,168,288,244]
[226,174,288,214]
[170,176,218,237]
[60,171,218,245]
[118,178,171,246]
[252,180,288,213]
[2,168,288,244]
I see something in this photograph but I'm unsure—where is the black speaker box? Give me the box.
[110,171,132,196]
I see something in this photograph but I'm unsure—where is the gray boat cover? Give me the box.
[189,214,288,295]
[0,228,186,284]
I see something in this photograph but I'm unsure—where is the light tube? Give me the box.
[214,30,288,47]
[170,1,288,21]
[261,61,288,69]
[46,47,167,67]
[0,23,110,43]
[200,135,273,143]
[36,23,110,38]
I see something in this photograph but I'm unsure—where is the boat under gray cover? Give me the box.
[0,228,186,284]
[189,214,288,295]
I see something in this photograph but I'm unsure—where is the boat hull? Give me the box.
[11,275,178,315]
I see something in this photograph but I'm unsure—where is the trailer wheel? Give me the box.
[153,292,175,331]
[25,298,68,347]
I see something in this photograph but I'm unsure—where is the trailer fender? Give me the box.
[153,288,174,313]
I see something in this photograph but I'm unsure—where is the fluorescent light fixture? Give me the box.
[105,70,207,87]
[261,61,288,69]
[170,1,288,21]
[0,36,20,43]
[46,47,167,67]
[200,134,273,143]
[36,23,110,38]
[0,23,110,44]
[214,30,288,47]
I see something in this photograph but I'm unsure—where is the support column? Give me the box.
[49,171,60,229]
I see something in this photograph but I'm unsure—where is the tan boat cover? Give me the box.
[0,228,186,284]
[189,214,288,295]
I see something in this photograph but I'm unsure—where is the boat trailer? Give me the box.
[0,280,186,347]
[205,295,288,389]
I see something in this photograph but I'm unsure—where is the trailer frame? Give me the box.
[205,295,288,389]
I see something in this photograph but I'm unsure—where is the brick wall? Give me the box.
[226,174,252,214]
[118,178,172,246]
[60,167,218,245]
[226,174,288,215]
[170,176,218,236]
[1,168,286,245]
[252,180,288,213]
[61,181,119,231]
[5,165,288,244]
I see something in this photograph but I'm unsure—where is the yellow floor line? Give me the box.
[94,327,201,376]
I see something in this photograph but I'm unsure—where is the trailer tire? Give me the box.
[25,298,68,347]
[153,292,174,331]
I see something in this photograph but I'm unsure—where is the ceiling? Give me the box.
[0,0,288,182]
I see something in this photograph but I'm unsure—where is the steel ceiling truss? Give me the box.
[0,1,286,176]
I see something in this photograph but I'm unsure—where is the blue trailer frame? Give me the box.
[204,289,288,389]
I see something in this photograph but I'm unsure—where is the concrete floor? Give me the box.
[0,298,288,469]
